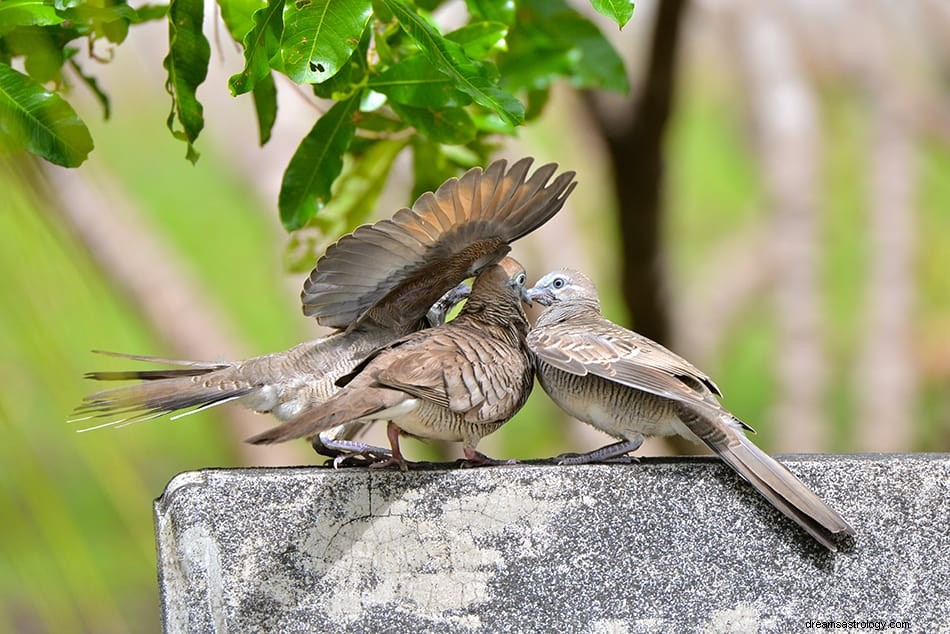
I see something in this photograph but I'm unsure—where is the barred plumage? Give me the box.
[247,258,535,470]
[73,158,573,463]
[526,269,854,551]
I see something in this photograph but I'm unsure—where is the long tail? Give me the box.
[673,404,854,551]
[71,351,254,431]
[247,386,403,445]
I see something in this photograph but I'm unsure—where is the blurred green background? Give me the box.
[3,1,950,631]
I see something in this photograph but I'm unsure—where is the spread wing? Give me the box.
[527,319,725,409]
[372,329,531,423]
[301,157,576,334]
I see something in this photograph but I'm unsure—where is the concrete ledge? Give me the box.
[155,455,949,632]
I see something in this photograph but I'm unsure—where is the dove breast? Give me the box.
[535,361,683,440]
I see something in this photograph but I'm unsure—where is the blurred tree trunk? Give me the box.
[584,0,692,455]
[733,5,827,451]
[589,0,690,345]
[853,10,918,452]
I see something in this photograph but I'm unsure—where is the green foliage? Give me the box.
[281,0,372,84]
[163,0,210,164]
[0,0,630,234]
[279,92,360,230]
[0,61,92,165]
[0,0,165,164]
[589,0,634,30]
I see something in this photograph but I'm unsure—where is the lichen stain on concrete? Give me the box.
[285,474,569,627]
[586,618,634,633]
[703,603,766,633]
[179,525,227,634]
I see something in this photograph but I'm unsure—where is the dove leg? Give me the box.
[310,430,392,468]
[555,438,644,465]
[369,422,420,471]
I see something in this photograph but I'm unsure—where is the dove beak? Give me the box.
[520,285,533,307]
[526,285,554,307]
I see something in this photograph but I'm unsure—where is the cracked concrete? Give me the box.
[155,455,950,633]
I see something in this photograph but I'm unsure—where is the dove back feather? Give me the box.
[301,157,576,334]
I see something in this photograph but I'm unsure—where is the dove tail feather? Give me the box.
[674,407,854,551]
[72,358,254,428]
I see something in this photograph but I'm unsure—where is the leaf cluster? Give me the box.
[0,0,633,233]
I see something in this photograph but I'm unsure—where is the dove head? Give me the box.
[462,257,532,330]
[527,269,601,311]
[473,256,530,303]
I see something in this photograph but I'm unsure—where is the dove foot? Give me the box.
[460,447,518,468]
[311,433,393,468]
[368,456,422,471]
[555,438,644,465]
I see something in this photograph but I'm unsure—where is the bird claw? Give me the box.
[554,439,644,465]
[331,451,391,469]
[459,448,517,468]
[555,451,640,466]
[368,456,421,471]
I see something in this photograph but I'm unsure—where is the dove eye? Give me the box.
[515,272,526,286]
[552,277,566,289]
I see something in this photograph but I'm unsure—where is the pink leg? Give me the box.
[370,423,418,471]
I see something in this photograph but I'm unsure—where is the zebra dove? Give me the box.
[71,159,575,462]
[526,269,854,551]
[247,257,535,470]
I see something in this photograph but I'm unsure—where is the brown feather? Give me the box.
[301,157,576,335]
[527,269,854,550]
[248,258,535,455]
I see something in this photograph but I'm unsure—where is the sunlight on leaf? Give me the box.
[280,0,372,84]
[0,0,64,36]
[381,0,524,126]
[589,0,634,30]
[0,62,93,166]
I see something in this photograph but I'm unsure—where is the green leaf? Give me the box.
[352,110,407,133]
[5,27,65,83]
[228,0,283,95]
[464,0,513,26]
[589,0,633,29]
[381,0,524,126]
[278,92,360,231]
[390,102,476,145]
[163,0,210,163]
[307,138,406,234]
[311,25,368,100]
[524,86,549,120]
[445,21,507,59]
[368,55,470,109]
[280,0,372,84]
[502,0,628,93]
[0,0,64,36]
[251,71,277,144]
[57,2,159,44]
[0,61,93,166]
[216,0,265,42]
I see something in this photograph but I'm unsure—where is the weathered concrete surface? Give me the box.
[155,455,949,633]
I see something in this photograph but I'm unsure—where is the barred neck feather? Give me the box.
[535,298,601,328]
[456,295,528,344]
